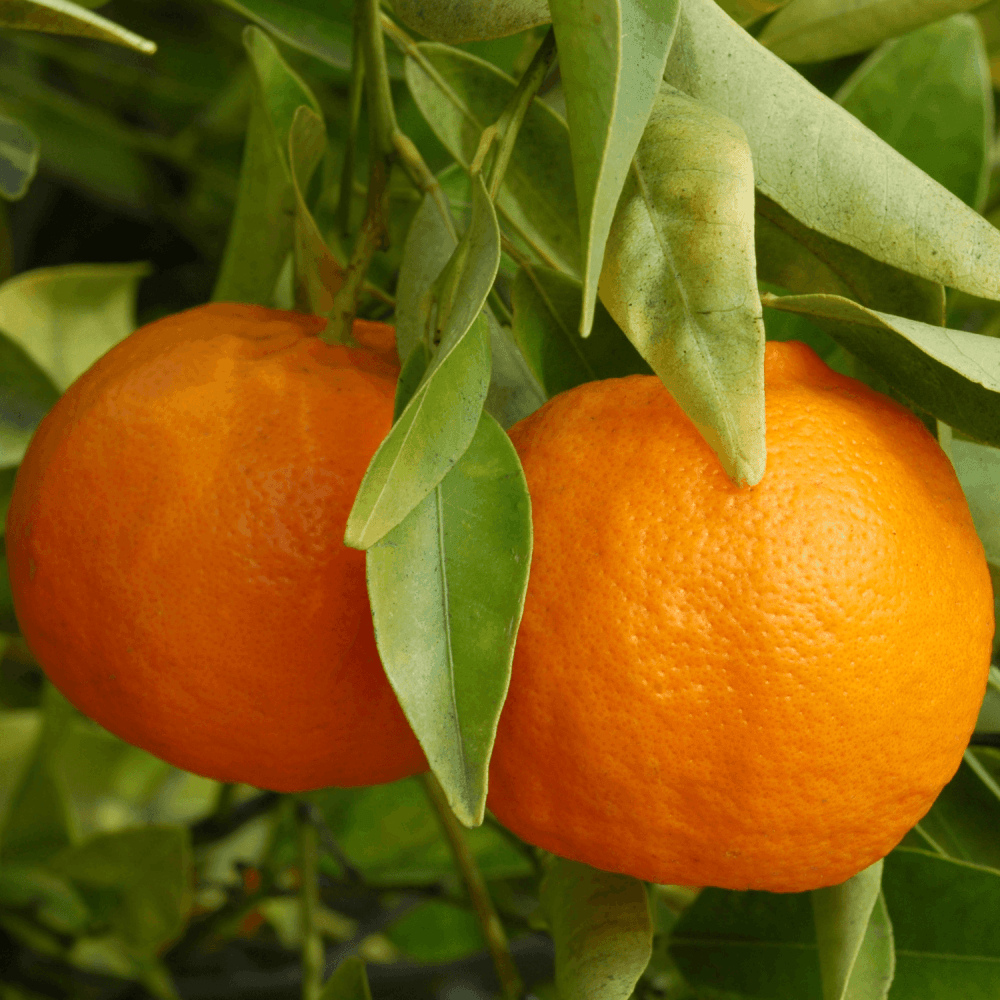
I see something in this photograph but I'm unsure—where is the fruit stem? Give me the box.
[422,773,525,1000]
[296,803,324,1000]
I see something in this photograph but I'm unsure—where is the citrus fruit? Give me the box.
[487,340,993,892]
[6,302,426,792]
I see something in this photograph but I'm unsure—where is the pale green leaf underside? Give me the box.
[0,262,148,394]
[542,858,653,1000]
[760,292,1000,445]
[391,0,550,43]
[666,0,1000,302]
[599,85,766,487]
[403,44,581,277]
[835,14,993,210]
[550,0,679,337]
[951,439,1000,564]
[367,412,531,827]
[0,0,156,53]
[0,114,39,201]
[758,0,984,64]
[812,861,894,1000]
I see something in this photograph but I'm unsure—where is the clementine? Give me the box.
[487,340,993,892]
[6,302,426,791]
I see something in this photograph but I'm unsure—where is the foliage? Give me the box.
[2,0,1000,998]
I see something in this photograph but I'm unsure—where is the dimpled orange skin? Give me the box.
[6,303,427,791]
[487,340,993,893]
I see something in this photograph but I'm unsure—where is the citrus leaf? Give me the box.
[670,888,823,997]
[760,292,1000,445]
[0,262,147,393]
[812,861,895,1000]
[214,0,390,76]
[755,194,946,325]
[403,43,581,276]
[909,750,1000,872]
[599,85,766,487]
[511,265,651,396]
[483,314,545,429]
[0,865,90,934]
[346,174,498,550]
[390,0,550,43]
[367,412,531,827]
[288,106,343,318]
[666,0,1000,302]
[757,0,984,64]
[835,14,992,209]
[386,899,485,963]
[321,956,372,1000]
[717,0,790,25]
[882,848,1000,994]
[0,113,39,201]
[213,26,322,305]
[50,826,192,951]
[541,858,653,1000]
[549,0,679,337]
[0,684,76,867]
[0,0,156,54]
[950,438,1000,564]
[0,330,61,467]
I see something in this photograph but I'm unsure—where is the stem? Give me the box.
[297,804,323,1000]
[422,774,524,1000]
[336,4,365,241]
[486,28,557,201]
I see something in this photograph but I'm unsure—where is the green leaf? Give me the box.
[758,0,984,64]
[288,106,342,318]
[541,857,653,1000]
[755,195,946,326]
[670,888,823,998]
[0,864,90,934]
[882,848,1000,996]
[0,709,40,825]
[835,14,992,209]
[811,861,894,1000]
[909,749,1000,871]
[0,262,147,395]
[483,314,545,429]
[760,292,1000,445]
[346,174,500,551]
[0,113,39,201]
[599,85,766,486]
[666,0,1000,302]
[213,25,322,305]
[385,900,485,963]
[390,0,550,43]
[549,0,679,337]
[950,439,1000,563]
[214,0,386,75]
[0,684,77,867]
[0,0,156,54]
[50,826,192,951]
[321,956,372,1000]
[366,411,531,826]
[0,330,61,467]
[511,265,651,396]
[716,0,790,25]
[403,43,581,276]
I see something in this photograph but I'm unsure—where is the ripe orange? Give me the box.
[487,340,993,892]
[6,303,426,791]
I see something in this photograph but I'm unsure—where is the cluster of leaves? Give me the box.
[3,0,1000,998]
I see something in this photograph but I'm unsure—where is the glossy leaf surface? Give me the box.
[0,0,156,54]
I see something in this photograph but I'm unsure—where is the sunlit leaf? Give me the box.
[0,0,156,54]
[666,0,1000,302]
[550,0,679,336]
[758,0,984,64]
[600,85,766,486]
[321,956,372,1000]
[367,412,531,826]
[390,0,550,43]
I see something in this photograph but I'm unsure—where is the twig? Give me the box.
[297,803,324,1000]
[190,791,281,846]
[336,3,366,241]
[422,773,524,1000]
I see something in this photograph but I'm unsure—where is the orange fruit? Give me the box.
[6,303,426,792]
[487,340,993,892]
